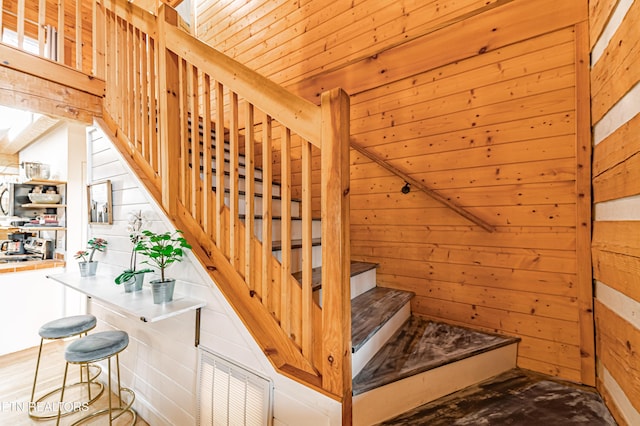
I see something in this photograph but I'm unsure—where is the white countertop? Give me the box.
[47,269,206,323]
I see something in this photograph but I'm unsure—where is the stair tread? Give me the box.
[352,317,520,396]
[272,238,322,251]
[351,287,414,354]
[292,261,378,292]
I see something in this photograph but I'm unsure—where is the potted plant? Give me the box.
[134,229,191,304]
[114,211,152,292]
[74,237,108,277]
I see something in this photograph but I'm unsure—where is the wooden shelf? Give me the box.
[21,203,66,208]
[19,226,66,231]
[47,268,206,324]
[22,179,67,185]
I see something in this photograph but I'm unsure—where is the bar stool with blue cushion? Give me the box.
[56,330,137,426]
[30,314,104,419]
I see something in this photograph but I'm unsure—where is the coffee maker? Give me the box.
[0,232,30,255]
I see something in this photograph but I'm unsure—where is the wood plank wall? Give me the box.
[195,0,594,384]
[590,0,640,423]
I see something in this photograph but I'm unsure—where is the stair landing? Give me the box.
[381,368,617,425]
[352,317,519,425]
[353,317,519,395]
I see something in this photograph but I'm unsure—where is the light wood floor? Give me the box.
[0,340,148,425]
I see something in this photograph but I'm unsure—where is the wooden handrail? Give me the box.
[3,0,351,407]
[162,22,321,147]
[93,0,352,405]
[351,141,495,232]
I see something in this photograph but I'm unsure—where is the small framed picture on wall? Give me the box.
[87,180,113,224]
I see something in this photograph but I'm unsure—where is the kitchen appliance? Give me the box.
[0,236,53,262]
[0,240,25,254]
[0,182,58,218]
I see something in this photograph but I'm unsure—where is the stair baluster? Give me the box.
[93,0,352,407]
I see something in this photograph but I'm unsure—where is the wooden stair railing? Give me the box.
[94,0,352,416]
[351,142,495,232]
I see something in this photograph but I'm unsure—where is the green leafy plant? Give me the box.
[74,237,108,262]
[134,230,192,282]
[114,211,152,285]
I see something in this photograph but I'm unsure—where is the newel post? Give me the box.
[320,88,352,422]
[157,5,180,217]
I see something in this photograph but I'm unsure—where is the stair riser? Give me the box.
[210,158,263,180]
[350,268,377,300]
[352,304,411,379]
[352,343,518,426]
[315,267,378,309]
[213,174,281,197]
[224,193,300,217]
[273,245,322,271]
[250,218,322,241]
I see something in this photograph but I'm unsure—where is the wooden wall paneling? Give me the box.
[258,0,504,85]
[350,207,476,227]
[592,110,640,203]
[352,225,576,250]
[593,147,640,202]
[517,355,581,383]
[593,112,640,177]
[351,63,575,137]
[352,87,577,154]
[352,204,576,227]
[574,20,595,385]
[351,27,576,115]
[372,259,577,298]
[288,0,585,102]
[350,159,576,194]
[593,221,640,258]
[353,242,576,274]
[352,111,575,160]
[396,135,576,174]
[591,0,640,122]
[411,280,579,322]
[407,158,577,190]
[592,247,640,304]
[447,182,578,207]
[589,0,619,48]
[596,301,640,413]
[198,0,311,55]
[593,220,640,303]
[516,335,582,371]
[412,296,580,345]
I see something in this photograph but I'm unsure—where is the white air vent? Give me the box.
[197,347,273,426]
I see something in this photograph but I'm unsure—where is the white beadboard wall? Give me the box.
[85,126,341,426]
[591,0,640,423]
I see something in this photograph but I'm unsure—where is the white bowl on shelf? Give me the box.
[28,193,62,204]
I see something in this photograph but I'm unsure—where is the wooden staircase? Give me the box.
[198,120,520,424]
[0,0,520,422]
